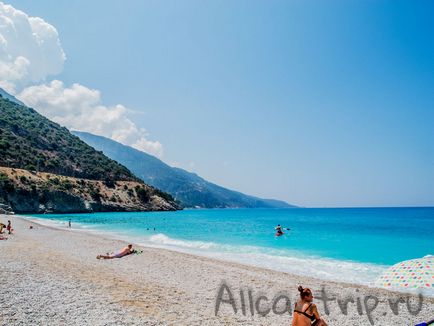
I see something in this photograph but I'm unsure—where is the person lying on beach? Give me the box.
[292,286,328,326]
[97,244,134,259]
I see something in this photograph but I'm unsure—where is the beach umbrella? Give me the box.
[414,319,434,326]
[376,255,434,293]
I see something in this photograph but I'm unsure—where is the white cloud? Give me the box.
[17,80,164,158]
[0,2,164,158]
[0,2,66,93]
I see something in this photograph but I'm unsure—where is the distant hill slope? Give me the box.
[0,94,181,213]
[73,131,295,209]
[0,87,24,106]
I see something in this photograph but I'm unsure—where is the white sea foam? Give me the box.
[24,216,70,229]
[140,233,434,296]
[17,216,402,289]
[138,233,388,286]
[20,215,434,297]
[147,233,218,250]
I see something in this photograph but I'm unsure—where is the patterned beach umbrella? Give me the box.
[376,255,434,292]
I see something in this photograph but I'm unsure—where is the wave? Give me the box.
[147,233,220,250]
[140,233,388,286]
[25,216,428,293]
[24,216,72,229]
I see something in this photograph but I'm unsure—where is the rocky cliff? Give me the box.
[0,92,182,214]
[0,167,181,214]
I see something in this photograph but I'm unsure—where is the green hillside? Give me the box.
[0,93,181,213]
[0,95,137,181]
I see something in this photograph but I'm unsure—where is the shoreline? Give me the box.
[1,214,433,325]
[22,213,390,287]
[20,215,384,288]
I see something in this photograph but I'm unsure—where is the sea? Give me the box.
[25,207,434,288]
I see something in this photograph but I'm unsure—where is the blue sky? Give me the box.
[6,0,434,207]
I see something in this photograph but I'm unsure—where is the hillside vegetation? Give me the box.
[0,167,178,213]
[0,94,181,213]
[0,96,136,181]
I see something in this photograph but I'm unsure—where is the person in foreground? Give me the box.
[97,244,134,259]
[292,286,328,326]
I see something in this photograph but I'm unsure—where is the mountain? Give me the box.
[73,131,295,209]
[0,93,181,213]
[0,87,24,106]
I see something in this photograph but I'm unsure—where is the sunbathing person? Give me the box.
[292,286,328,326]
[97,244,134,259]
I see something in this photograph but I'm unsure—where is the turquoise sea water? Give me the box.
[26,207,434,286]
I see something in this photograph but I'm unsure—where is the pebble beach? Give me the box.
[1,215,433,326]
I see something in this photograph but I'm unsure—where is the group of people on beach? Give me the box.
[273,224,328,325]
[0,220,12,240]
[3,215,327,325]
[96,244,327,325]
[93,222,328,325]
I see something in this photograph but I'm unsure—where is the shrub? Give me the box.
[103,178,116,188]
[154,188,174,202]
[25,164,37,171]
[135,187,150,203]
[90,189,102,202]
[4,182,15,193]
[50,177,60,185]
[0,173,14,193]
[61,180,73,190]
[0,173,8,182]
[0,140,10,149]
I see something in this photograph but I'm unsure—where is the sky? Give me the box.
[1,0,433,207]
